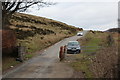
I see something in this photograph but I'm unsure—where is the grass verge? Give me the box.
[67,31,110,78]
[3,33,76,72]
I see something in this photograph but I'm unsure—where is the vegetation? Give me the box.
[2,0,54,29]
[9,13,78,53]
[2,12,79,72]
[3,57,21,72]
[66,31,119,78]
[107,28,120,33]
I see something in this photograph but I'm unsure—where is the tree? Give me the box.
[2,0,55,29]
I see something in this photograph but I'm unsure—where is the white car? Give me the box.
[77,32,83,36]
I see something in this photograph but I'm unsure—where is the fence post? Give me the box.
[17,44,26,62]
[107,35,114,46]
[59,46,64,61]
[63,45,66,58]
[59,46,66,61]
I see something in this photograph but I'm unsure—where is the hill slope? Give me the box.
[107,28,120,33]
[10,13,78,38]
[9,12,79,53]
[3,12,80,71]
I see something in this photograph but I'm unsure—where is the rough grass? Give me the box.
[24,54,34,59]
[18,34,72,53]
[2,57,20,72]
[3,12,79,72]
[67,32,118,78]
[9,12,78,53]
[70,59,94,78]
[79,32,108,55]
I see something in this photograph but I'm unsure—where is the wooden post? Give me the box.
[63,45,66,58]
[59,45,66,61]
[59,46,64,61]
[17,44,26,62]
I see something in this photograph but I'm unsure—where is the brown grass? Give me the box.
[67,31,118,78]
[2,12,78,72]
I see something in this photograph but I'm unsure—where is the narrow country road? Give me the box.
[3,31,88,78]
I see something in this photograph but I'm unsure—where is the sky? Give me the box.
[24,0,119,31]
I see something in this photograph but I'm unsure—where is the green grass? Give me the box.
[69,31,109,78]
[25,54,34,59]
[81,32,107,55]
[68,31,118,78]
[3,54,34,72]
[70,58,94,78]
[82,41,100,56]
[2,57,21,72]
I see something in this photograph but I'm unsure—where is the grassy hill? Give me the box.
[3,12,79,71]
[9,12,79,53]
[107,28,120,33]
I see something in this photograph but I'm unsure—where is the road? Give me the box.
[3,31,88,78]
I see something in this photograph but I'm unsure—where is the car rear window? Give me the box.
[68,42,79,46]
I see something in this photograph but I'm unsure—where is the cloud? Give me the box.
[24,2,118,31]
[85,21,118,31]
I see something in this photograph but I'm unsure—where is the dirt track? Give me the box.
[3,31,87,78]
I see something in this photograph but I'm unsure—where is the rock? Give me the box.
[10,66,14,68]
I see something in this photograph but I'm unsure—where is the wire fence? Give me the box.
[80,46,102,54]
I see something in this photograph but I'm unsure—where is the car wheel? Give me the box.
[78,50,81,53]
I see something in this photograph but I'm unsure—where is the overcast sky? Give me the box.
[24,0,118,31]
